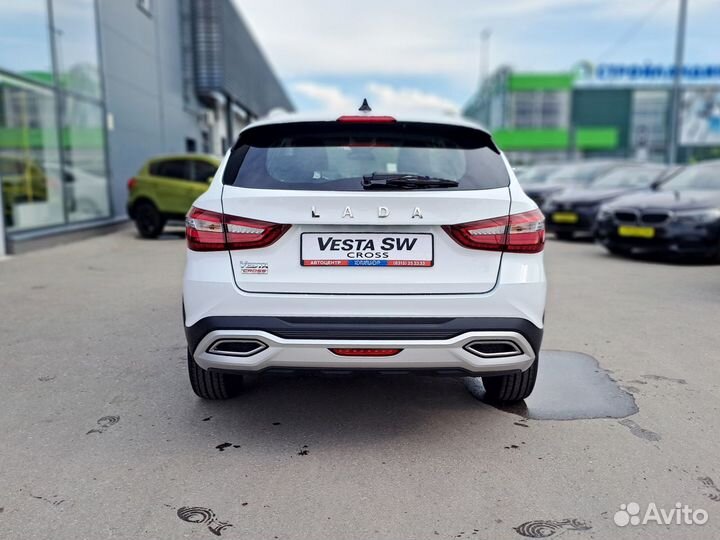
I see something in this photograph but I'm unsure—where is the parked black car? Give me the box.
[595,161,720,261]
[544,163,673,239]
[521,161,630,208]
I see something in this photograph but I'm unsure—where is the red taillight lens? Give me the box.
[186,207,290,252]
[443,209,545,254]
[336,115,397,123]
[506,209,546,253]
[329,348,402,357]
[442,216,508,252]
[186,207,226,251]
[127,177,137,191]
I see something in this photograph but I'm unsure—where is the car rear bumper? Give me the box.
[545,208,598,234]
[185,316,543,376]
[595,219,720,256]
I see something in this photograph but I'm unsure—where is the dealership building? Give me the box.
[0,0,292,254]
[463,63,720,164]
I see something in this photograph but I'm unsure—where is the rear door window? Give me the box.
[153,159,192,181]
[192,160,217,182]
[224,121,509,191]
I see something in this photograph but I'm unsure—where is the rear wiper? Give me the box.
[362,173,459,190]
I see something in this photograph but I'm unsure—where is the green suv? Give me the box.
[127,154,221,238]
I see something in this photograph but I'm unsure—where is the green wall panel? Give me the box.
[493,129,569,150]
[508,73,574,92]
[572,89,631,154]
[575,128,619,149]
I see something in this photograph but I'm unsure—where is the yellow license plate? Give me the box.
[552,212,579,224]
[618,225,655,238]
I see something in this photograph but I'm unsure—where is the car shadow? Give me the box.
[550,235,595,244]
[596,248,718,267]
[175,351,636,451]
[182,373,497,449]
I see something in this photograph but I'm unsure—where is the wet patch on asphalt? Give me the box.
[698,477,720,502]
[514,518,591,537]
[466,351,638,420]
[215,442,241,451]
[86,415,119,435]
[618,418,661,442]
[177,506,233,536]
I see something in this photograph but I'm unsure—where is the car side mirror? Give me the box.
[650,180,662,191]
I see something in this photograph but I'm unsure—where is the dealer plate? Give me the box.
[301,233,433,267]
[552,212,579,224]
[618,225,655,239]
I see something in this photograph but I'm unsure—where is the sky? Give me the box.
[234,0,719,115]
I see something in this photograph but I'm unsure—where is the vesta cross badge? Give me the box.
[311,206,423,219]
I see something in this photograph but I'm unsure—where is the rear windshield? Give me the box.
[224,121,509,191]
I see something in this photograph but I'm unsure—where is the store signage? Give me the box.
[595,64,720,81]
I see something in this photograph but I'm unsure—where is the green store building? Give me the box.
[463,65,720,164]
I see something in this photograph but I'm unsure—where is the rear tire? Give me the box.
[481,357,538,403]
[555,231,574,241]
[133,200,165,238]
[187,348,243,400]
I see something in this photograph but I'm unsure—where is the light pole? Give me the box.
[668,0,688,164]
[479,28,492,88]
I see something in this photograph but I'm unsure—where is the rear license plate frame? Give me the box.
[300,232,434,267]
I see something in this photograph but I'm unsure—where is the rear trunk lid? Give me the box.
[220,118,512,295]
[221,187,510,294]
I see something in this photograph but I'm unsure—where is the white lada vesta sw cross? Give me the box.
[183,106,546,403]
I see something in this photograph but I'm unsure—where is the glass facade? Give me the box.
[0,0,54,86]
[0,0,110,235]
[53,0,102,98]
[510,91,570,130]
[62,96,109,221]
[632,91,669,161]
[0,76,63,230]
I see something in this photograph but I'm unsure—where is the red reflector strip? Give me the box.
[336,115,397,123]
[329,348,402,357]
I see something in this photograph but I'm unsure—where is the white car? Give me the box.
[183,106,546,403]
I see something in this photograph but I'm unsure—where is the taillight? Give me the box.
[443,209,545,254]
[336,115,396,123]
[186,207,290,252]
[329,348,402,357]
[127,178,137,191]
[506,209,546,253]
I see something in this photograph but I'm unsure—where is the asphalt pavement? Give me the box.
[1,225,719,539]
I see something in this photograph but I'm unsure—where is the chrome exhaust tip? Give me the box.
[207,339,267,357]
[464,340,522,358]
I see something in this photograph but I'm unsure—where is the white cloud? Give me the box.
[292,82,356,112]
[236,0,719,79]
[293,81,459,115]
[365,83,459,115]
[236,0,720,109]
